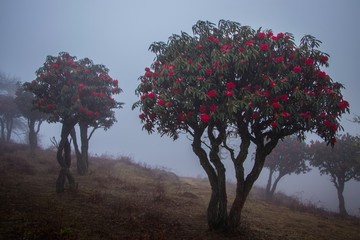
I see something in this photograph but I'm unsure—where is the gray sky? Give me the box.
[1,0,360,215]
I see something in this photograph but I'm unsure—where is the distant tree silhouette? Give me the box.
[0,73,23,141]
[25,52,122,192]
[309,134,360,216]
[133,20,349,231]
[263,135,310,200]
[0,95,21,141]
[15,83,48,151]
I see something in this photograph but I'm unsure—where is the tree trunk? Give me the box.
[268,173,285,201]
[56,121,76,193]
[5,117,13,141]
[79,123,89,175]
[70,128,84,175]
[0,119,5,140]
[191,129,227,231]
[228,140,276,231]
[265,167,274,201]
[336,179,348,216]
[28,119,37,152]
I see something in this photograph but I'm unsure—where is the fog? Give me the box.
[1,0,359,215]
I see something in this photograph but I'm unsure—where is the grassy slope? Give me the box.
[0,142,359,240]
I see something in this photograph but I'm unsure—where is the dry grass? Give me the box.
[0,141,359,240]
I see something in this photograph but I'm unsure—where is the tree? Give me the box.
[133,20,349,231]
[0,71,19,95]
[0,73,24,141]
[0,94,21,141]
[25,52,122,192]
[309,134,360,216]
[263,135,310,201]
[15,83,48,151]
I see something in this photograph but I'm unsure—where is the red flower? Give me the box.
[299,111,311,119]
[145,67,150,72]
[338,100,349,109]
[206,68,213,76]
[197,64,202,69]
[139,113,146,120]
[226,82,236,90]
[320,55,329,63]
[292,66,302,73]
[280,94,289,101]
[251,112,260,119]
[277,32,284,38]
[275,56,284,62]
[224,90,233,97]
[207,90,217,98]
[177,113,187,121]
[113,79,118,86]
[245,40,254,46]
[147,92,156,98]
[305,58,314,65]
[208,35,219,43]
[270,121,277,128]
[282,112,291,118]
[79,106,86,112]
[271,102,281,109]
[145,71,153,77]
[257,32,265,39]
[50,63,59,69]
[220,44,232,53]
[199,105,207,113]
[168,71,175,77]
[78,83,85,89]
[47,104,54,110]
[210,104,217,112]
[269,81,276,87]
[271,36,278,41]
[317,70,327,79]
[260,43,269,51]
[200,114,211,123]
[157,99,165,106]
[86,110,94,117]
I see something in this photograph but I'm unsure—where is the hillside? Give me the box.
[0,142,359,240]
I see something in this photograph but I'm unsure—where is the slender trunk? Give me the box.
[70,128,83,175]
[191,129,225,231]
[209,145,228,231]
[79,123,89,175]
[56,120,76,193]
[265,167,274,201]
[336,179,348,216]
[269,173,284,200]
[28,118,37,152]
[228,139,277,231]
[5,117,13,141]
[0,119,5,140]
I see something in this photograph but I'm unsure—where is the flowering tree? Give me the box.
[133,20,349,231]
[263,135,310,200]
[309,134,360,216]
[25,52,122,192]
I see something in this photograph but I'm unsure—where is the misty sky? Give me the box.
[1,0,359,215]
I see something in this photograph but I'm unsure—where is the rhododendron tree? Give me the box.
[133,20,349,231]
[263,135,310,201]
[309,134,360,216]
[25,52,122,192]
